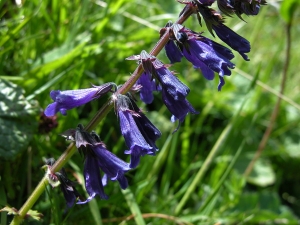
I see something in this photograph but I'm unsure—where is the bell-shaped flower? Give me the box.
[90,132,130,189]
[44,158,82,208]
[136,72,160,104]
[165,40,183,64]
[233,0,267,17]
[164,25,235,90]
[212,23,250,61]
[140,50,190,101]
[162,89,198,131]
[116,94,161,168]
[79,152,109,203]
[216,0,266,17]
[130,99,162,151]
[191,2,252,61]
[62,125,130,203]
[128,50,197,128]
[44,83,115,116]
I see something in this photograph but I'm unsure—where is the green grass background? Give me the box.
[0,0,300,224]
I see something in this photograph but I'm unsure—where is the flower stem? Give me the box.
[10,4,195,225]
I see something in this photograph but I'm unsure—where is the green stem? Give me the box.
[10,4,195,225]
[10,177,48,225]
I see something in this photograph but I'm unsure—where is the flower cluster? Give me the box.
[44,83,162,203]
[163,23,235,91]
[128,50,198,130]
[61,124,131,203]
[42,0,266,209]
[156,0,266,90]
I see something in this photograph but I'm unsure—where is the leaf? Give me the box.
[228,191,298,223]
[234,154,276,187]
[0,79,38,160]
[247,158,276,187]
[0,207,43,221]
[0,206,18,215]
[26,209,43,221]
[280,0,299,23]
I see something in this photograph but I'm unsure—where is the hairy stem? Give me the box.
[10,4,195,225]
[244,22,292,177]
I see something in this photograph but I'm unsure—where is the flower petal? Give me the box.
[118,110,154,168]
[44,102,58,117]
[165,40,183,64]
[156,67,190,101]
[82,154,108,201]
[92,145,130,189]
[162,89,198,130]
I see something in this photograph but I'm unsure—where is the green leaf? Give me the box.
[280,0,299,23]
[235,154,276,187]
[26,209,43,221]
[0,206,18,215]
[0,207,43,221]
[0,79,38,160]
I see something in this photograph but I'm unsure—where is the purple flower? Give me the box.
[44,83,115,116]
[200,36,235,60]
[64,125,130,203]
[217,0,235,16]
[130,99,161,151]
[118,110,154,168]
[127,50,197,128]
[82,140,130,203]
[79,152,109,203]
[162,89,198,131]
[183,36,234,76]
[216,0,266,17]
[45,158,82,208]
[192,1,254,61]
[165,40,183,64]
[212,23,250,61]
[91,132,130,189]
[140,50,190,101]
[233,0,267,17]
[136,72,159,104]
[184,38,234,90]
[116,94,161,168]
[155,66,190,101]
[165,25,235,90]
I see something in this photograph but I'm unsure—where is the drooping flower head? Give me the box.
[178,1,253,61]
[115,94,161,168]
[44,82,116,117]
[163,23,235,90]
[216,0,267,18]
[127,51,198,129]
[62,124,130,203]
[162,89,198,132]
[44,158,82,208]
[211,23,250,61]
